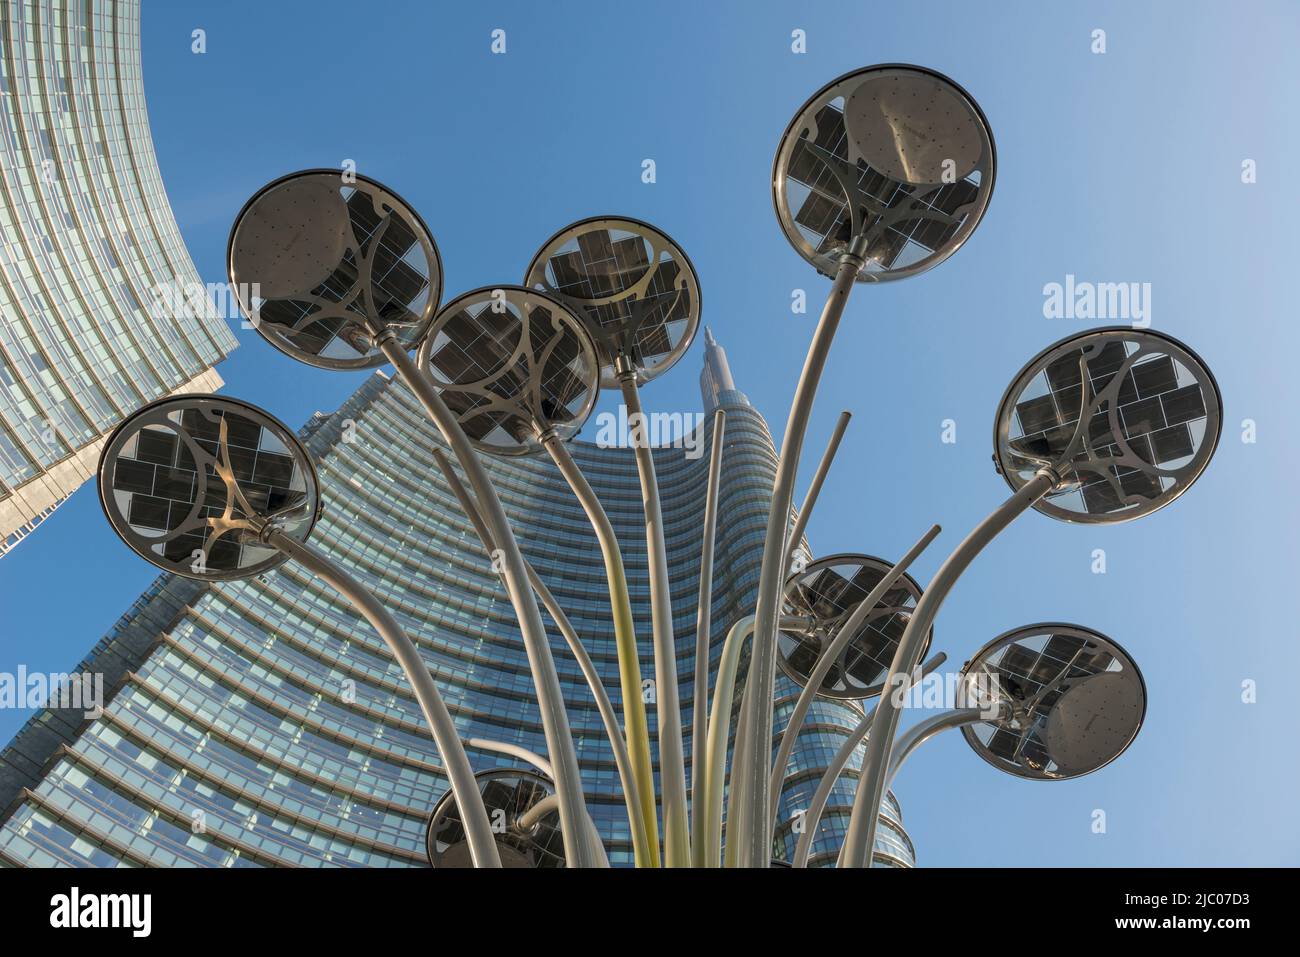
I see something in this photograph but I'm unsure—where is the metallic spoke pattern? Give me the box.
[98,395,318,580]
[958,624,1146,780]
[773,65,995,281]
[418,287,598,456]
[228,171,441,370]
[780,554,926,700]
[995,327,1222,523]
[524,217,700,386]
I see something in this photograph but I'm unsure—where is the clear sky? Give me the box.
[2,0,1296,866]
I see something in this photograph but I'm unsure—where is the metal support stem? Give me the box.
[434,449,653,867]
[618,368,690,867]
[702,615,810,867]
[782,409,851,578]
[839,469,1058,868]
[740,247,864,866]
[518,794,562,831]
[885,708,988,786]
[541,435,660,866]
[790,652,947,868]
[703,615,753,867]
[466,737,554,779]
[767,524,941,829]
[380,340,597,867]
[266,529,502,868]
[690,408,727,867]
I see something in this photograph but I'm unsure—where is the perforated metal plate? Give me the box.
[416,286,599,456]
[844,72,985,186]
[524,216,700,387]
[1043,672,1145,776]
[994,327,1222,524]
[98,395,319,581]
[773,64,995,282]
[957,623,1146,780]
[228,169,442,369]
[779,553,929,700]
[425,769,564,868]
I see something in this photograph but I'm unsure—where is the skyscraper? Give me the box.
[0,0,238,557]
[0,331,912,868]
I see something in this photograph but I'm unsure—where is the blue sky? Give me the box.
[2,0,1297,865]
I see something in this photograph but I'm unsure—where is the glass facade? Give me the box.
[0,0,238,557]
[0,331,912,867]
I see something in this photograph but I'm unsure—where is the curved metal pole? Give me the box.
[468,737,609,867]
[782,409,851,578]
[791,652,947,868]
[723,667,753,868]
[518,794,563,831]
[839,468,1058,868]
[466,737,554,779]
[541,436,660,867]
[265,528,502,869]
[617,368,690,867]
[722,686,754,868]
[702,615,811,868]
[702,615,753,868]
[885,708,986,786]
[767,524,941,828]
[690,408,727,867]
[380,341,597,867]
[433,449,653,868]
[740,245,865,866]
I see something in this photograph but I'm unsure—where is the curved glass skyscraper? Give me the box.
[0,0,237,557]
[0,330,912,867]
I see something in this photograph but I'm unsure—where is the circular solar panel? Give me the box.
[97,395,320,582]
[957,623,1146,781]
[523,216,701,387]
[425,769,564,869]
[228,169,443,370]
[416,285,600,457]
[994,327,1222,524]
[778,553,930,700]
[772,64,995,282]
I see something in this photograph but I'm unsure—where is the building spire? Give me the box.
[699,327,748,411]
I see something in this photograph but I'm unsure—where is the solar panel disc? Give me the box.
[228,169,442,370]
[994,327,1222,524]
[773,64,995,282]
[98,395,319,581]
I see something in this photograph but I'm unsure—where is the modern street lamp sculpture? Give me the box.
[736,63,1000,866]
[415,283,658,865]
[523,217,702,867]
[791,622,1145,867]
[95,394,503,867]
[89,62,1224,868]
[940,624,1146,785]
[838,324,1220,867]
[767,551,933,829]
[225,171,600,866]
